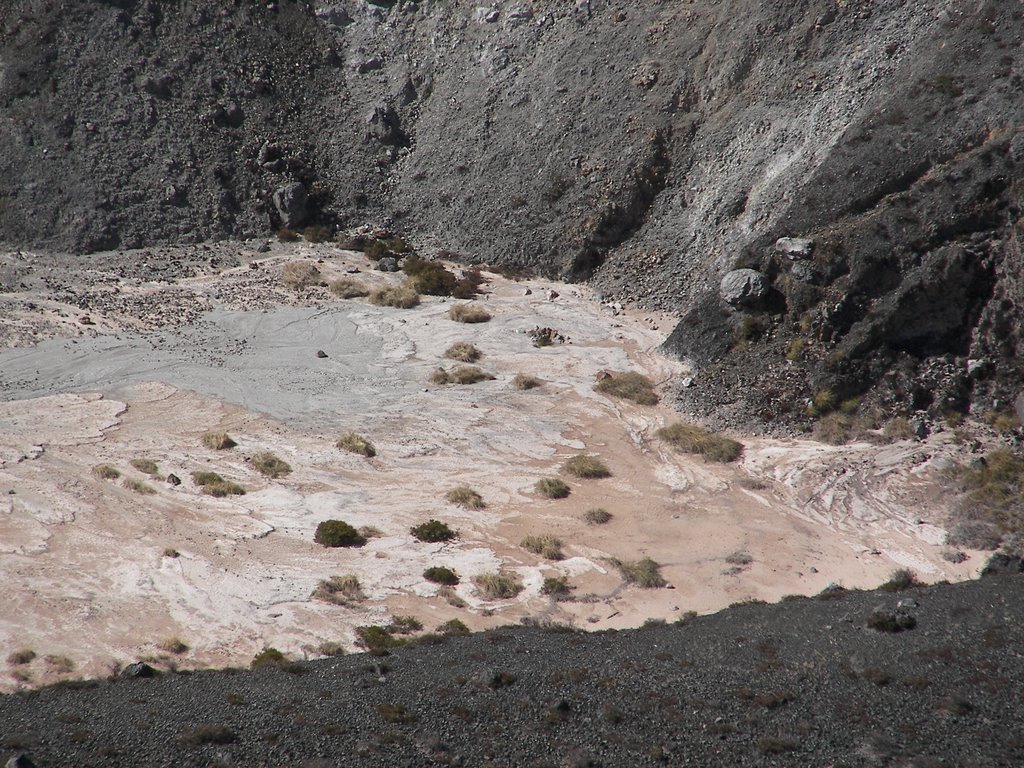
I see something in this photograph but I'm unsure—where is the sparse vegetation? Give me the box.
[402,255,459,296]
[251,647,286,668]
[376,703,416,723]
[880,568,920,592]
[541,576,573,599]
[277,228,300,242]
[437,618,470,636]
[336,432,376,457]
[314,520,366,548]
[328,278,369,299]
[370,282,421,309]
[430,366,495,385]
[583,507,613,525]
[302,225,332,243]
[947,449,1024,550]
[513,373,541,390]
[656,421,744,463]
[536,477,570,499]
[280,261,323,289]
[521,535,565,561]
[93,464,120,480]
[883,417,916,442]
[444,341,481,362]
[813,413,854,445]
[423,566,459,585]
[612,557,666,588]
[123,478,156,495]
[725,551,753,567]
[411,519,458,543]
[313,575,365,605]
[252,452,291,479]
[202,431,237,450]
[807,388,837,417]
[785,338,805,361]
[130,458,160,476]
[45,655,75,673]
[318,642,347,657]
[192,471,245,497]
[387,616,423,635]
[448,303,492,323]
[561,454,611,479]
[867,610,917,633]
[7,649,35,665]
[445,485,485,509]
[159,637,189,655]
[474,572,524,599]
[595,371,658,405]
[355,626,406,655]
[179,725,238,746]
[163,547,180,558]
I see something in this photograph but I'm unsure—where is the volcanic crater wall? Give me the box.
[1,0,1021,424]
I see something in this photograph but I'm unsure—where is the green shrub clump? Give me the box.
[252,452,292,479]
[336,432,376,457]
[355,626,406,655]
[655,421,744,463]
[474,572,524,599]
[251,647,287,668]
[423,566,460,585]
[520,535,564,561]
[613,557,666,588]
[595,371,658,405]
[314,520,366,548]
[130,458,160,476]
[583,508,612,525]
[561,454,611,478]
[445,486,485,509]
[535,478,570,499]
[411,520,458,543]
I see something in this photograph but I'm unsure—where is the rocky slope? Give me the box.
[2,570,1023,767]
[1,0,1022,422]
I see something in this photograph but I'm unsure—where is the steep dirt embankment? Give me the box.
[1,0,1022,423]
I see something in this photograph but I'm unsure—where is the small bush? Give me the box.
[159,637,189,654]
[883,417,916,442]
[45,654,74,673]
[7,649,35,665]
[252,452,291,479]
[430,366,495,385]
[251,647,286,668]
[474,572,524,599]
[444,341,481,362]
[93,464,120,480]
[411,519,458,543]
[562,454,611,479]
[536,478,570,499]
[376,703,416,724]
[725,551,753,566]
[513,373,541,390]
[313,575,365,605]
[179,725,237,746]
[439,586,467,607]
[449,303,492,323]
[202,480,246,497]
[201,431,236,450]
[880,568,920,592]
[757,736,799,755]
[423,566,459,585]
[521,535,565,561]
[583,508,612,525]
[130,458,160,476]
[437,618,470,636]
[336,432,376,457]
[388,616,423,635]
[191,470,223,486]
[541,576,572,599]
[355,626,406,655]
[814,413,853,445]
[359,525,382,540]
[370,282,420,309]
[613,557,666,588]
[445,486,485,510]
[329,278,369,299]
[163,547,180,558]
[281,261,323,290]
[785,338,805,361]
[595,372,658,405]
[807,388,837,417]
[277,228,300,242]
[303,225,332,243]
[123,478,156,495]
[314,520,366,548]
[318,642,347,657]
[403,255,459,296]
[656,422,743,463]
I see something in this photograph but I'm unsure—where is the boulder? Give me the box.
[121,662,158,679]
[376,256,399,272]
[272,183,308,229]
[719,269,769,308]
[5,755,35,768]
[775,237,814,259]
[366,103,405,146]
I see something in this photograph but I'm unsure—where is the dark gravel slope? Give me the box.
[3,573,1023,767]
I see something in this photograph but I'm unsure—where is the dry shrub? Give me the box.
[445,485,485,509]
[562,454,611,479]
[595,372,658,405]
[7,649,35,665]
[882,417,916,442]
[612,557,666,588]
[130,458,160,476]
[123,478,156,495]
[93,464,120,480]
[281,261,323,289]
[521,534,564,561]
[474,572,524,599]
[583,508,612,525]
[656,422,743,462]
[535,477,570,499]
[513,373,541,390]
[444,341,481,362]
[201,479,246,497]
[430,366,495,385]
[313,575,365,605]
[329,278,369,299]
[449,303,491,323]
[947,449,1024,549]
[370,282,420,308]
[202,431,236,450]
[252,452,291,479]
[159,638,189,654]
[813,413,853,445]
[336,432,376,457]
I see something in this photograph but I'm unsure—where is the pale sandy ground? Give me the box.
[0,242,983,691]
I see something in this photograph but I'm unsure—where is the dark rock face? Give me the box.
[1,0,1021,425]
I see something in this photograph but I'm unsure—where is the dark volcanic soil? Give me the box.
[2,0,1022,429]
[2,572,1023,767]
